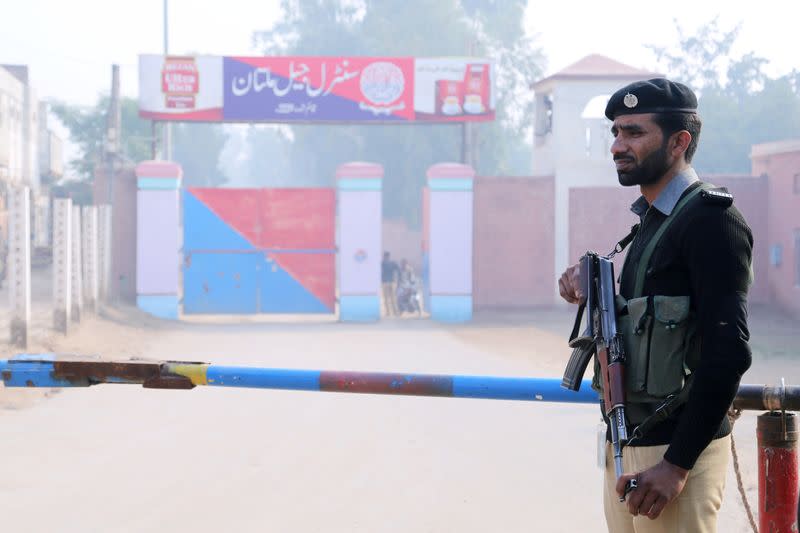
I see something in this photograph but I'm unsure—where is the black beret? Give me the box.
[604,78,698,120]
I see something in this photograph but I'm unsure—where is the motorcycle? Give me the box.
[396,278,422,316]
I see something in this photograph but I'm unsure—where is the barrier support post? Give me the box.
[757,411,798,533]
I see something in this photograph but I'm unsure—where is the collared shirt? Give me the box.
[621,167,700,299]
[630,167,700,218]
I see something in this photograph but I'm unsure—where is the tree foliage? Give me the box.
[172,123,229,187]
[50,96,229,187]
[50,96,151,180]
[649,18,800,174]
[248,0,544,225]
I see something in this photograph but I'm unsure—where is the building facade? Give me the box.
[530,54,662,292]
[1,65,64,252]
[462,55,800,315]
[751,140,800,316]
[0,65,62,190]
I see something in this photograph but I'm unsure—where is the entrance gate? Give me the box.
[182,188,336,314]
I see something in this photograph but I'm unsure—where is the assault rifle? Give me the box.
[562,251,636,501]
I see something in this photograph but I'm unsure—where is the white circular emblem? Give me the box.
[360,62,405,105]
[623,93,639,108]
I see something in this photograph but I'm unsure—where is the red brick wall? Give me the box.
[752,150,800,316]
[93,165,138,302]
[569,186,641,284]
[473,176,555,308]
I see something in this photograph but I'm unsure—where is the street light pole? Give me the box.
[163,0,172,161]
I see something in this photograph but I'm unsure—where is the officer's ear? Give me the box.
[670,130,692,160]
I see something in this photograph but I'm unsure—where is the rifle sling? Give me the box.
[569,301,586,344]
[613,224,640,256]
[629,374,695,445]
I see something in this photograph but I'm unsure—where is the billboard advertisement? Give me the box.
[139,55,224,121]
[138,55,495,123]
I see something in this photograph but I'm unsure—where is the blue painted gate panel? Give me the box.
[259,254,330,314]
[183,190,254,252]
[183,253,259,314]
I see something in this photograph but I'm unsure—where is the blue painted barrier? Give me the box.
[1,355,795,411]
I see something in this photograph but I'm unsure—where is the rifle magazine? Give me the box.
[562,341,595,391]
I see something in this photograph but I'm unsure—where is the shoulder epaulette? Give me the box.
[700,187,733,207]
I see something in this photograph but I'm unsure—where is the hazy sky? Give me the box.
[2,0,797,107]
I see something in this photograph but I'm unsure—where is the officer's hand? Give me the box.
[616,460,689,520]
[558,263,583,304]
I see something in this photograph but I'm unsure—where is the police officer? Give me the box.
[558,78,753,532]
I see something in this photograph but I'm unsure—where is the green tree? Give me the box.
[250,0,544,226]
[649,19,800,174]
[52,95,230,188]
[50,96,151,180]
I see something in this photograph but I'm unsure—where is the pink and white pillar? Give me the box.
[136,161,182,319]
[336,162,383,322]
[426,163,475,322]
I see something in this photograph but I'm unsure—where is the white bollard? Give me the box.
[81,206,99,313]
[33,196,51,249]
[52,198,72,333]
[97,205,112,302]
[8,187,31,348]
[71,205,83,322]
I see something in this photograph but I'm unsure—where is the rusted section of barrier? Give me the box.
[320,371,453,396]
[0,355,195,389]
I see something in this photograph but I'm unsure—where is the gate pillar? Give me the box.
[135,161,182,319]
[336,162,383,322]
[426,163,475,322]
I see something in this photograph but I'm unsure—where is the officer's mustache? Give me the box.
[613,154,635,163]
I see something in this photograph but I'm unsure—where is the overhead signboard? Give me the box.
[139,55,495,123]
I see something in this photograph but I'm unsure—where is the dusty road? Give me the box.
[0,301,795,532]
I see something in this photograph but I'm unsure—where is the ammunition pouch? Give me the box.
[592,294,700,425]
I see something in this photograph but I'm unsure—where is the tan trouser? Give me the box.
[603,436,730,533]
[382,282,397,316]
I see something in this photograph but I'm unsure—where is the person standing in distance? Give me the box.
[558,78,753,532]
[381,251,400,316]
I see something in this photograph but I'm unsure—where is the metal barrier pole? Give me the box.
[0,356,600,404]
[757,411,798,532]
[3,354,800,528]
[2,356,800,410]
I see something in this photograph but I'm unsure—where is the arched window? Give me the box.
[581,94,611,158]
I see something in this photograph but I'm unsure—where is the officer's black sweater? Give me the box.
[618,181,753,470]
